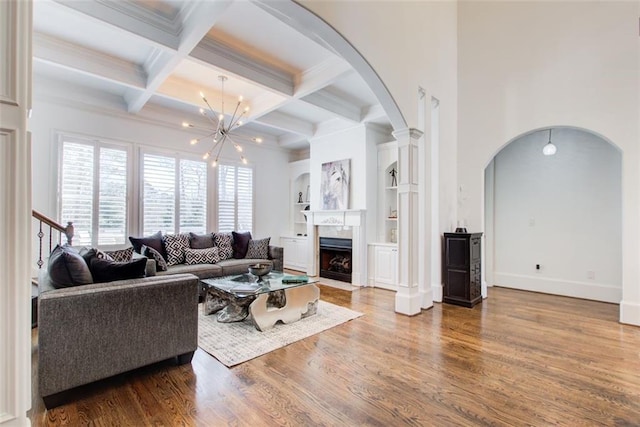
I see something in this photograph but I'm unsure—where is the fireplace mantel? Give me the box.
[306,209,365,226]
[305,210,366,286]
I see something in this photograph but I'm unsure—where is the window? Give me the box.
[218,164,253,233]
[60,139,128,247]
[142,153,207,235]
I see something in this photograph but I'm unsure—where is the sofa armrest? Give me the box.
[268,245,283,272]
[132,251,156,276]
[38,273,199,399]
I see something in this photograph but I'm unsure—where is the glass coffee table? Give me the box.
[201,271,320,331]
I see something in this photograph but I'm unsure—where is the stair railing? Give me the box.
[32,210,74,269]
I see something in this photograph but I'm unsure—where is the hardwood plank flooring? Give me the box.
[29,286,640,426]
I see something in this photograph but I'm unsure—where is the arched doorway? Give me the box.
[484,127,622,302]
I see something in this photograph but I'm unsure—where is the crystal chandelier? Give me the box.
[182,75,262,167]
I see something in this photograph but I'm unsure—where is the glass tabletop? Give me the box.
[201,271,319,297]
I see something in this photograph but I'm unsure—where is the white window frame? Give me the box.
[139,148,211,236]
[215,161,255,233]
[57,133,133,249]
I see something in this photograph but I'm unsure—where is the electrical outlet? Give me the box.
[587,271,595,280]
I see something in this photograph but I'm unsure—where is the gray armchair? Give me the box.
[38,273,199,408]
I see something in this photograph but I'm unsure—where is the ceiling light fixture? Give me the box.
[182,75,262,167]
[543,128,557,156]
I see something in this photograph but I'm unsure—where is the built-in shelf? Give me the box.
[386,218,398,221]
[385,186,398,190]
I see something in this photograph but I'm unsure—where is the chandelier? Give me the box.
[182,75,262,167]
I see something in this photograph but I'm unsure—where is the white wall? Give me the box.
[457,1,640,324]
[30,75,290,253]
[489,128,621,302]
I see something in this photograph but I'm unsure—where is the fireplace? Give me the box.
[319,237,352,283]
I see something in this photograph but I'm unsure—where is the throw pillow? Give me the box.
[163,233,190,266]
[79,247,113,265]
[189,232,215,249]
[184,247,220,265]
[104,247,134,263]
[214,232,234,260]
[89,257,147,283]
[142,244,168,272]
[48,244,94,288]
[245,237,271,259]
[232,231,252,259]
[129,231,167,261]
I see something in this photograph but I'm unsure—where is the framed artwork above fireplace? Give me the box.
[321,159,350,210]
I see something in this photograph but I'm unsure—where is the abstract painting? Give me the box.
[321,159,350,210]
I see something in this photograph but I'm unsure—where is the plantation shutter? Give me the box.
[179,159,207,233]
[61,142,94,246]
[143,154,176,235]
[217,164,253,233]
[98,148,127,245]
[60,140,128,247]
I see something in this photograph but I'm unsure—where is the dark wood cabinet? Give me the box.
[443,232,482,307]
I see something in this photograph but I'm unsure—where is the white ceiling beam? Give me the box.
[277,133,309,149]
[362,104,388,122]
[126,0,234,113]
[190,37,295,96]
[300,89,362,123]
[255,111,315,137]
[294,57,352,97]
[53,0,181,51]
[33,32,146,89]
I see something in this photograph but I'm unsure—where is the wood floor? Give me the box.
[29,286,640,426]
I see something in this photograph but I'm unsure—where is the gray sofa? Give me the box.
[38,272,199,408]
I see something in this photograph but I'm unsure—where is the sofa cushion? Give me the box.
[164,233,190,266]
[245,237,270,259]
[185,247,220,265]
[89,257,147,283]
[104,247,134,263]
[142,244,167,272]
[159,263,223,279]
[214,232,233,260]
[48,244,94,288]
[189,232,215,249]
[232,231,252,259]
[129,231,166,260]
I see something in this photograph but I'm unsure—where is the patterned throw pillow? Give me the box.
[214,232,233,260]
[245,237,270,259]
[105,247,134,263]
[163,233,189,266]
[142,244,168,272]
[184,247,220,265]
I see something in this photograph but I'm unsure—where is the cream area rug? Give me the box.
[198,301,363,367]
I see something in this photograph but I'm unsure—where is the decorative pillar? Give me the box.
[393,128,423,315]
[0,0,33,424]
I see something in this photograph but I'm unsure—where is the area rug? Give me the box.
[198,301,363,367]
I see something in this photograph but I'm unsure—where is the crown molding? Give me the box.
[294,57,352,98]
[191,36,294,97]
[33,32,146,89]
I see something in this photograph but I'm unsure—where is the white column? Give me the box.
[393,128,423,315]
[0,0,33,425]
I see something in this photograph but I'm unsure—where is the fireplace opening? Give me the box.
[319,237,352,283]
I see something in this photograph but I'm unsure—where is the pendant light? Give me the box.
[543,128,557,156]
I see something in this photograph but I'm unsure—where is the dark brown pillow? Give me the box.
[89,257,147,283]
[189,232,215,249]
[129,231,166,260]
[232,231,252,259]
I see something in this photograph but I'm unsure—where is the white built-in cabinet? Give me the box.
[281,159,310,272]
[281,236,308,271]
[368,141,398,289]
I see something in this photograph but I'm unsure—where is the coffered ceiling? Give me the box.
[32,0,393,151]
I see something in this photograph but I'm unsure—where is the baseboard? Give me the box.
[420,287,433,309]
[494,272,621,303]
[620,300,640,326]
[431,283,443,303]
[395,291,421,315]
